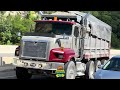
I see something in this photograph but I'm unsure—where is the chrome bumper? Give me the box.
[12,58,64,70]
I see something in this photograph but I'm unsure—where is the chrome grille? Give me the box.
[21,41,47,59]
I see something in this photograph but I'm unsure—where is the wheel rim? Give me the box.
[67,66,75,79]
[101,60,107,65]
[89,63,95,79]
[96,61,101,71]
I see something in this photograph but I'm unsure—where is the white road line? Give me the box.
[0,75,16,79]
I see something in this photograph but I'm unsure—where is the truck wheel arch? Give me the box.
[66,56,76,65]
[70,57,76,65]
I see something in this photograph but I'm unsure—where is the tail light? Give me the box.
[15,46,20,56]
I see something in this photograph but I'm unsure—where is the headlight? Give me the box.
[58,54,64,59]
[54,53,64,59]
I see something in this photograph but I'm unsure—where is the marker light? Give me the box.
[60,47,64,51]
[54,16,57,21]
[57,66,63,70]
[58,54,64,59]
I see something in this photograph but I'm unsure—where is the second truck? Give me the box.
[13,11,112,79]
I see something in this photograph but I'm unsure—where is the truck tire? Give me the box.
[94,60,101,71]
[101,59,107,65]
[16,67,32,79]
[64,61,76,79]
[85,60,95,79]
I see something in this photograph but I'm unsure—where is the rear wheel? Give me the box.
[64,61,76,79]
[85,60,95,79]
[16,67,32,79]
[101,59,107,65]
[94,60,101,71]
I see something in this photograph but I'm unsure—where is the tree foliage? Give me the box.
[0,11,39,45]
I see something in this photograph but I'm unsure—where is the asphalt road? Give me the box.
[0,70,55,79]
[0,70,16,79]
[0,69,84,79]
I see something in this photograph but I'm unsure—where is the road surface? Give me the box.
[0,69,55,79]
[0,70,52,79]
[0,64,54,79]
[0,70,84,79]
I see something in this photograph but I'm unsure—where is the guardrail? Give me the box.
[0,54,15,66]
[0,45,18,66]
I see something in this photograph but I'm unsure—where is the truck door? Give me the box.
[72,25,81,57]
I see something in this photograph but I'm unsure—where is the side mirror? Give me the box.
[82,27,86,38]
[74,31,79,37]
[74,28,79,37]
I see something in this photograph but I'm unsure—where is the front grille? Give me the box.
[21,41,47,59]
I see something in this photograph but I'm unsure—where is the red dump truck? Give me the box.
[13,11,112,79]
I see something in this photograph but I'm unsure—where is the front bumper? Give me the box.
[12,58,64,70]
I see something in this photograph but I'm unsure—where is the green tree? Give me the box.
[0,12,36,45]
[111,33,120,49]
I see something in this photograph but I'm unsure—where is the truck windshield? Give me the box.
[35,22,72,35]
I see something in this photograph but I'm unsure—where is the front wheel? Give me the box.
[16,67,32,79]
[94,60,101,72]
[64,61,76,79]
